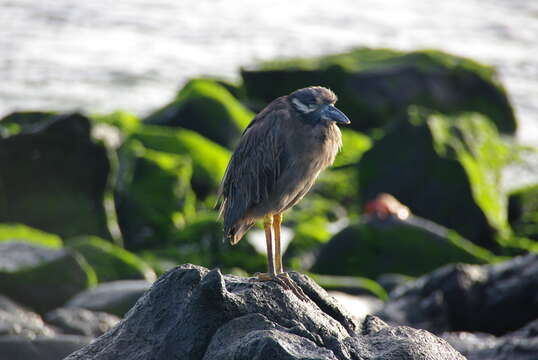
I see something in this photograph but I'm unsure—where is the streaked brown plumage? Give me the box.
[217,86,350,297]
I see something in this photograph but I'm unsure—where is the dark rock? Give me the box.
[0,242,96,313]
[144,78,252,149]
[311,215,495,278]
[0,294,55,337]
[45,308,119,337]
[377,253,538,336]
[67,236,156,283]
[358,108,511,249]
[0,112,112,239]
[241,48,516,134]
[65,264,464,360]
[65,280,151,317]
[442,321,538,360]
[328,291,383,322]
[0,335,91,360]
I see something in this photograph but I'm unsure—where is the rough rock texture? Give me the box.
[0,242,95,313]
[442,319,538,360]
[0,112,111,239]
[0,335,92,360]
[65,280,151,317]
[0,295,55,337]
[311,215,494,278]
[45,307,120,337]
[65,264,464,360]
[377,253,538,336]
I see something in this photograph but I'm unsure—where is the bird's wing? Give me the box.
[217,104,290,238]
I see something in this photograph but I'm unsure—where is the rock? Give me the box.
[0,295,55,337]
[358,108,511,249]
[139,213,266,274]
[0,223,63,248]
[241,48,516,134]
[0,242,96,313]
[508,184,538,242]
[128,124,231,197]
[114,140,196,249]
[442,320,538,360]
[0,335,92,360]
[65,264,464,360]
[311,215,496,278]
[144,78,253,149]
[67,236,156,282]
[65,280,151,317]
[0,112,112,239]
[45,308,120,337]
[377,253,538,336]
[328,291,383,322]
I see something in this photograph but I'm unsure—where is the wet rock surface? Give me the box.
[66,264,464,360]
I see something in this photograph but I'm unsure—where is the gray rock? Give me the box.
[328,291,383,322]
[442,325,538,360]
[45,308,120,337]
[377,253,538,335]
[0,294,55,337]
[0,335,91,360]
[65,264,464,360]
[65,280,151,317]
[0,242,95,313]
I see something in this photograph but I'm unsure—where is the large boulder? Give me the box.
[0,242,96,313]
[0,112,112,239]
[67,236,156,282]
[241,48,516,134]
[311,215,496,278]
[358,108,511,249]
[144,78,253,148]
[0,335,92,360]
[377,253,538,336]
[65,264,464,360]
[114,140,196,249]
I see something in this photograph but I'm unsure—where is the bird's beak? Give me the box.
[322,105,351,124]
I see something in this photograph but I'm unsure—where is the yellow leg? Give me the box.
[273,213,283,274]
[263,214,275,276]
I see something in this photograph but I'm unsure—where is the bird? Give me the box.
[217,86,350,298]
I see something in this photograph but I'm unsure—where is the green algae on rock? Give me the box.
[115,140,196,250]
[67,236,156,283]
[311,216,499,279]
[241,48,516,134]
[358,108,511,249]
[0,223,63,248]
[144,78,253,149]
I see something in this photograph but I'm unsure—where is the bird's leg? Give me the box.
[273,213,283,274]
[273,213,309,302]
[256,214,277,281]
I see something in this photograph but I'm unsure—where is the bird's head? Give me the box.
[289,86,351,126]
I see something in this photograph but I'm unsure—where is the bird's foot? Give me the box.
[255,272,309,302]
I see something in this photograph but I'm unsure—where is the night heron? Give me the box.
[218,86,350,298]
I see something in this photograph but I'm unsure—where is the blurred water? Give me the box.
[1,0,537,143]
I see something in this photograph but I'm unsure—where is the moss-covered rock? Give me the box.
[129,124,231,197]
[67,236,156,283]
[144,79,253,149]
[115,140,196,250]
[0,223,62,248]
[0,111,57,137]
[358,108,511,249]
[311,216,499,279]
[90,111,140,135]
[0,112,112,240]
[0,242,96,313]
[140,213,266,275]
[241,48,516,134]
